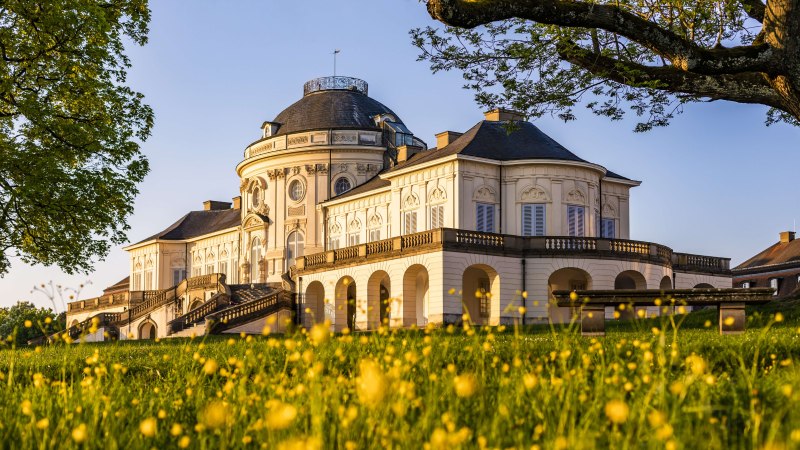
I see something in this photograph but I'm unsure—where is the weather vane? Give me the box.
[333,49,341,77]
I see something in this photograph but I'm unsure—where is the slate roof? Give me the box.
[102,276,130,295]
[131,209,241,246]
[326,119,636,202]
[271,89,404,136]
[734,238,800,270]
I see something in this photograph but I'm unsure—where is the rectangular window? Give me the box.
[601,218,616,238]
[404,211,417,234]
[479,280,490,318]
[429,205,444,229]
[328,237,340,250]
[369,228,381,242]
[133,273,142,291]
[741,281,751,289]
[192,267,201,277]
[219,261,228,278]
[476,203,495,233]
[348,232,360,246]
[144,271,153,290]
[206,264,214,275]
[521,204,546,236]
[172,268,186,286]
[770,278,779,296]
[567,205,585,237]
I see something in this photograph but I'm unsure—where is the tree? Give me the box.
[413,0,800,131]
[0,301,64,346]
[0,0,153,275]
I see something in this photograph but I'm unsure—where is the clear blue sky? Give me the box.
[2,0,798,310]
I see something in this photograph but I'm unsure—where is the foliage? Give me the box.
[0,301,63,347]
[0,0,153,275]
[0,307,799,448]
[413,0,800,131]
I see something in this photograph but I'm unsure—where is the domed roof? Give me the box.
[270,76,405,136]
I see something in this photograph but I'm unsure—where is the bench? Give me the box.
[553,288,775,336]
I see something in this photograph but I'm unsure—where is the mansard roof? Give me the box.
[271,89,404,136]
[131,209,240,246]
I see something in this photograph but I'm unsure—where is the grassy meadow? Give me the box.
[2,302,800,449]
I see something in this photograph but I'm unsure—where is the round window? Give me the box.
[288,179,305,202]
[334,177,352,195]
[251,186,260,208]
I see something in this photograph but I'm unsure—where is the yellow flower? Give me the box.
[140,417,157,437]
[178,436,191,448]
[518,306,526,315]
[356,359,387,407]
[604,399,629,424]
[685,354,707,376]
[454,373,479,398]
[569,291,578,301]
[203,359,218,375]
[523,373,538,390]
[24,320,32,328]
[21,400,33,416]
[309,322,330,346]
[200,401,230,429]
[775,312,785,323]
[72,424,88,443]
[35,418,49,430]
[170,423,183,436]
[265,401,298,430]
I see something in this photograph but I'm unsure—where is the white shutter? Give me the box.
[430,205,444,229]
[405,211,417,234]
[534,204,546,236]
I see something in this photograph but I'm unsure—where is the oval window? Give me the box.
[288,179,305,202]
[334,177,351,195]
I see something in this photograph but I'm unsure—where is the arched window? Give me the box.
[251,186,261,208]
[334,177,352,195]
[250,237,261,282]
[287,231,305,264]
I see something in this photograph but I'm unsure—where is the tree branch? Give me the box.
[740,0,766,22]
[427,0,783,75]
[557,41,787,108]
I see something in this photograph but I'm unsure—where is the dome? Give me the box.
[270,76,405,136]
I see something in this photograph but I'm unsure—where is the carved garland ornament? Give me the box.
[429,186,447,203]
[473,186,496,202]
[519,185,549,202]
[566,189,586,204]
[369,214,382,228]
[329,221,342,235]
[349,218,361,231]
[403,192,420,209]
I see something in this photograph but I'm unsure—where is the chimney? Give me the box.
[484,108,525,122]
[232,196,241,210]
[435,131,462,149]
[203,200,232,211]
[780,231,796,243]
[396,144,422,163]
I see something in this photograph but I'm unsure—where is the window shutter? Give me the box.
[534,204,546,236]
[522,205,533,236]
[476,204,485,231]
[486,204,494,232]
[568,206,576,236]
[576,207,584,237]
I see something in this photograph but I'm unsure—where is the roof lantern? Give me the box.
[303,76,368,96]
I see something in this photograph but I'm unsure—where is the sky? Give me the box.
[2,0,799,311]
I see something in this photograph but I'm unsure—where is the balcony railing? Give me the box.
[297,228,731,275]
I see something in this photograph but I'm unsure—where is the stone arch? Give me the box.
[462,264,500,326]
[404,264,430,327]
[367,271,391,329]
[334,276,357,332]
[70,319,79,328]
[614,270,647,290]
[304,281,326,327]
[188,298,204,311]
[548,267,593,323]
[138,319,157,340]
[694,283,714,288]
[660,276,673,290]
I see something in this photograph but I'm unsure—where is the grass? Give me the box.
[2,303,800,449]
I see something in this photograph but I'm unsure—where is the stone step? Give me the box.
[166,322,206,338]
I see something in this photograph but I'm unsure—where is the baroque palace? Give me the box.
[64,76,732,340]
